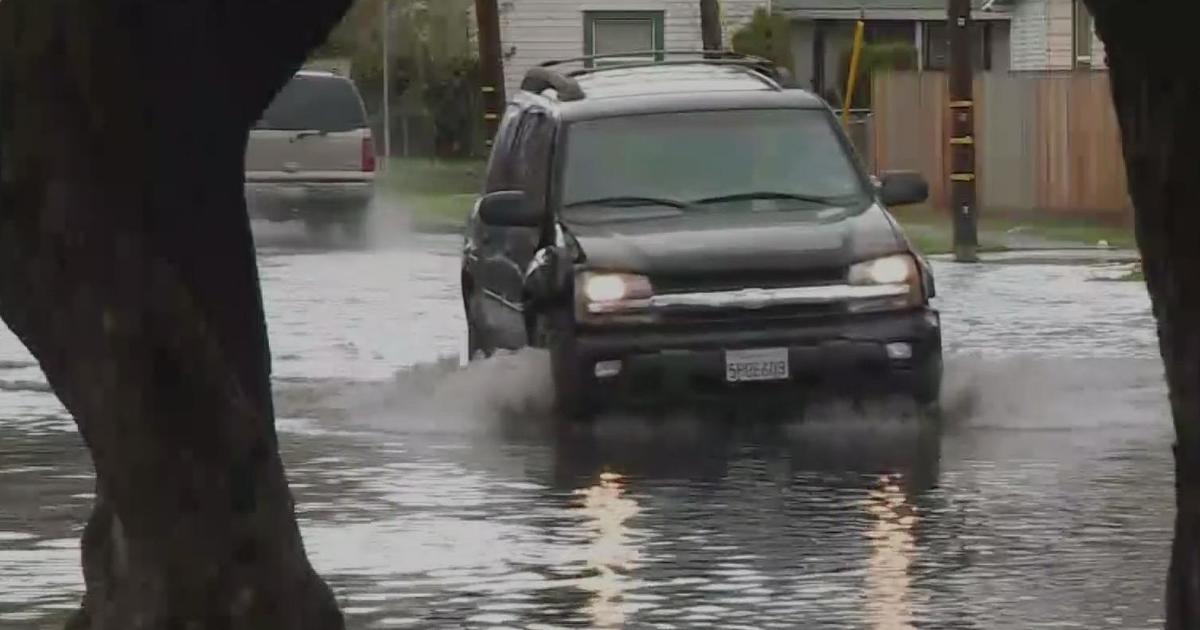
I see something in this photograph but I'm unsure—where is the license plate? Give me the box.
[725,348,790,383]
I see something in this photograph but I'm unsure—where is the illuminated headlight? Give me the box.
[578,272,654,314]
[847,254,923,311]
[849,254,918,286]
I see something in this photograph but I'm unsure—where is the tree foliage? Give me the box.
[834,43,919,109]
[731,8,792,71]
[312,0,482,156]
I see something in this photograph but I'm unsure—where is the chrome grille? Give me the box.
[651,268,846,295]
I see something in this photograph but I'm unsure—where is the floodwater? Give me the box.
[0,222,1172,629]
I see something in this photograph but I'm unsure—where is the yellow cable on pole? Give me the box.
[842,18,866,129]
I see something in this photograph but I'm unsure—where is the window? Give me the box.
[583,11,665,67]
[1073,0,1093,67]
[561,109,869,217]
[922,22,990,71]
[484,104,523,193]
[511,111,555,212]
[255,75,367,132]
[866,21,916,46]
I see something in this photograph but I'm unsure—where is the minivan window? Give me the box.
[255,75,366,133]
[562,109,868,217]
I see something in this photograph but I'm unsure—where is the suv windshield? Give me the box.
[562,109,868,218]
[255,74,366,133]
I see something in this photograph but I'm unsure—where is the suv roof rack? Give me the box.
[520,67,587,101]
[520,50,784,101]
[539,49,774,71]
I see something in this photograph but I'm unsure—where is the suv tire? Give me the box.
[536,310,597,420]
[341,215,368,248]
[466,292,493,361]
[912,353,943,408]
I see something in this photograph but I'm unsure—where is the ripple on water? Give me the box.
[0,244,1175,629]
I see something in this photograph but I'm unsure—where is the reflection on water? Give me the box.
[0,239,1176,629]
[865,474,917,630]
[575,472,640,628]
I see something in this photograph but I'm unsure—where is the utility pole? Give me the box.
[381,0,392,169]
[948,0,978,262]
[700,0,723,51]
[475,0,506,147]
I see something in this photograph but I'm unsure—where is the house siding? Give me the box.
[1044,0,1073,69]
[1009,0,1048,70]
[498,0,762,97]
[1090,28,1106,69]
[1008,0,1106,71]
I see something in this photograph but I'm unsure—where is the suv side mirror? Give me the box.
[879,171,929,207]
[477,191,541,227]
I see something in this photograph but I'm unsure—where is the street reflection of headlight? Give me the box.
[581,272,654,304]
[849,254,918,287]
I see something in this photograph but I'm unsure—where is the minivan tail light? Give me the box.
[362,136,377,172]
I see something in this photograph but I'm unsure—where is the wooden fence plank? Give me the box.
[870,71,1131,217]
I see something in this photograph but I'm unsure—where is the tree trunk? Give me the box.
[700,0,723,51]
[1083,3,1200,628]
[0,1,350,627]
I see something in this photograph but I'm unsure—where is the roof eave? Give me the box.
[781,8,1011,20]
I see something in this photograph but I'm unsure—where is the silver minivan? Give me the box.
[246,70,376,240]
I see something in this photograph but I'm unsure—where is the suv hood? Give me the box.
[565,204,906,276]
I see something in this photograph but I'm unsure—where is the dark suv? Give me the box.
[462,52,941,417]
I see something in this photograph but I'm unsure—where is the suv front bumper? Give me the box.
[573,308,942,400]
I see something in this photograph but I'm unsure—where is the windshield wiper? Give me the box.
[564,196,692,210]
[694,191,846,206]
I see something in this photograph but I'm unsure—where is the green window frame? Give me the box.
[582,11,666,67]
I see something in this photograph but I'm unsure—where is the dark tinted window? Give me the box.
[563,109,867,209]
[256,75,366,132]
[485,104,524,192]
[512,111,554,211]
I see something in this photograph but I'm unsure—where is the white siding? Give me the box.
[1090,27,1107,69]
[1044,0,1073,69]
[499,0,763,96]
[1009,0,1048,70]
[721,0,765,44]
[1009,0,1106,71]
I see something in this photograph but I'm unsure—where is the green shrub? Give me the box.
[731,9,793,72]
[835,43,919,109]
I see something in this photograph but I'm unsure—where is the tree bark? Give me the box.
[0,1,350,627]
[1083,3,1200,628]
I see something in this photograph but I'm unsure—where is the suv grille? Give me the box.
[648,267,851,324]
[652,268,847,295]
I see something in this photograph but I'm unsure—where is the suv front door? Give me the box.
[471,107,555,352]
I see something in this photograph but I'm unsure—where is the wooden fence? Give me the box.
[870,71,1131,217]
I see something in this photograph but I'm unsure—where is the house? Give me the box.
[775,0,1013,98]
[487,0,1103,103]
[986,0,1105,70]
[492,1,766,97]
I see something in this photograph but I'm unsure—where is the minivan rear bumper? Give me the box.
[245,180,374,223]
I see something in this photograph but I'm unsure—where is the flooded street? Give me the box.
[0,225,1172,629]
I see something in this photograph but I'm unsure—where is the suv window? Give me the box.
[484,104,523,192]
[255,75,366,133]
[512,111,554,213]
[562,109,868,216]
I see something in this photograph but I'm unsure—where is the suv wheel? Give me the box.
[912,353,943,408]
[466,292,492,361]
[341,216,368,248]
[536,310,596,420]
[305,220,334,244]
